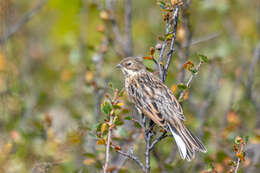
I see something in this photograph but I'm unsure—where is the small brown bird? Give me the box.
[116,57,206,161]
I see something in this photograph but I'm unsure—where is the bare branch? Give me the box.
[113,147,145,172]
[149,131,168,150]
[247,42,260,98]
[186,32,220,48]
[104,116,114,173]
[106,0,133,56]
[106,0,124,48]
[158,5,180,82]
[234,158,240,173]
[124,0,133,56]
[163,5,180,82]
[144,130,152,173]
[0,0,48,45]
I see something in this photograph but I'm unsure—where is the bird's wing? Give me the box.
[126,72,185,128]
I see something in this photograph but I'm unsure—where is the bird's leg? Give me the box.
[148,120,155,134]
[141,113,146,128]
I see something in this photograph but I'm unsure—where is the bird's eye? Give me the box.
[126,62,132,66]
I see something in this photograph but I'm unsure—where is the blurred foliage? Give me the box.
[0,0,260,172]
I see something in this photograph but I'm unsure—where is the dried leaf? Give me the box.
[96,138,105,145]
[114,145,121,151]
[143,56,153,60]
[150,47,155,55]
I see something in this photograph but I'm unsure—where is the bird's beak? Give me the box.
[116,63,122,68]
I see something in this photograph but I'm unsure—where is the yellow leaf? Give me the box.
[85,71,94,82]
[61,70,72,81]
[177,26,185,42]
[101,123,108,134]
[117,102,124,107]
[227,112,240,126]
[171,84,177,93]
[183,91,189,100]
[100,11,110,20]
[0,52,6,71]
[83,159,96,165]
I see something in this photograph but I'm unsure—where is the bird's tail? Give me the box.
[167,122,207,161]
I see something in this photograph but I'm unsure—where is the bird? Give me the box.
[116,56,207,161]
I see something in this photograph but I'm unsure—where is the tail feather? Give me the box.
[167,122,207,161]
[167,123,187,159]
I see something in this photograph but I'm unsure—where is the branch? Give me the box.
[149,131,168,150]
[144,129,152,173]
[124,0,133,56]
[186,32,220,48]
[103,116,114,173]
[106,0,133,56]
[0,0,48,45]
[113,147,145,172]
[179,61,203,101]
[158,5,180,82]
[163,5,180,82]
[234,158,240,173]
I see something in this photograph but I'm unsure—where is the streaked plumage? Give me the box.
[117,57,207,161]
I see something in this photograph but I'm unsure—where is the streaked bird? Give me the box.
[116,57,206,161]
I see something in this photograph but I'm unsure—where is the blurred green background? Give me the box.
[0,0,260,172]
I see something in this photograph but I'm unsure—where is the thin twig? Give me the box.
[179,61,203,100]
[124,0,133,56]
[0,0,48,44]
[104,116,114,173]
[149,131,168,150]
[234,158,240,173]
[163,5,180,82]
[177,4,192,83]
[114,147,146,172]
[186,32,220,48]
[158,5,180,81]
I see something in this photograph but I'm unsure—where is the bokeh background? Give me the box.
[0,0,260,172]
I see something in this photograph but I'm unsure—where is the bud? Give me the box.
[155,43,162,50]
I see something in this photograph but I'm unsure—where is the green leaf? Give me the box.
[113,105,121,109]
[114,116,124,126]
[191,68,198,74]
[102,101,112,115]
[158,36,165,41]
[134,122,142,128]
[198,54,209,63]
[165,33,173,40]
[83,152,96,158]
[118,89,125,97]
[177,84,187,90]
[124,116,131,120]
[157,1,166,9]
[96,123,102,132]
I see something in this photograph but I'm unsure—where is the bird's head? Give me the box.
[116,57,146,77]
